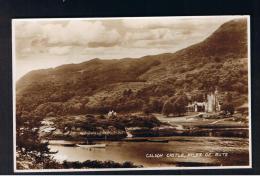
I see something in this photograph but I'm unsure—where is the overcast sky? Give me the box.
[14,16,244,80]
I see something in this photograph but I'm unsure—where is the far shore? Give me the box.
[37,112,249,142]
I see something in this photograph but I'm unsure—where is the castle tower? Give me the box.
[214,88,221,112]
[206,92,214,112]
[206,88,220,113]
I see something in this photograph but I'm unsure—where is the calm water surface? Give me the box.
[49,136,249,167]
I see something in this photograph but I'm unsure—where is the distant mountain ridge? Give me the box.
[16,18,248,117]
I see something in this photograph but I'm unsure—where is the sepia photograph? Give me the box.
[12,16,251,171]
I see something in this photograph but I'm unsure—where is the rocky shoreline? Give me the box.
[38,114,249,141]
[16,113,249,170]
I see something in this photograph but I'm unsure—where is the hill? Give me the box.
[16,18,248,118]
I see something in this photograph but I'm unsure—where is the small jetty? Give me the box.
[49,150,58,154]
[76,143,106,148]
[62,143,77,147]
[147,139,169,143]
[122,138,148,142]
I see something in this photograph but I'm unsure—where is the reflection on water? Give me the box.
[48,136,249,167]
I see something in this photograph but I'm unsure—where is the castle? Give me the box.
[187,89,221,113]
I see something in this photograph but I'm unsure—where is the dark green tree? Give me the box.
[162,101,174,117]
[172,94,189,116]
[142,104,152,115]
[221,92,235,115]
[16,114,60,169]
[149,99,163,113]
[221,103,235,115]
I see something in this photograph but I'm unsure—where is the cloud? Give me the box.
[15,20,122,58]
[41,20,119,46]
[14,16,245,79]
[15,17,239,57]
[48,46,71,55]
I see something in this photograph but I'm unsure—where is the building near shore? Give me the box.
[187,89,221,113]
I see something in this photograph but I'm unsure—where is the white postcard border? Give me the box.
[12,15,252,172]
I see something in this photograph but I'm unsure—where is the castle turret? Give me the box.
[206,88,220,113]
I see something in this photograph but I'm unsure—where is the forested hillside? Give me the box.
[16,18,248,118]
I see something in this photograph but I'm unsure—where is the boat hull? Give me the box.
[76,144,106,148]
